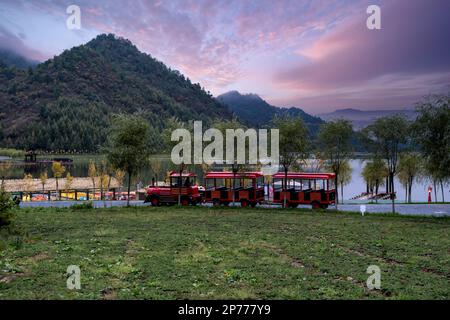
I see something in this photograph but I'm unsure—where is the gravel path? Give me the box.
[20,201,450,216]
[334,204,450,216]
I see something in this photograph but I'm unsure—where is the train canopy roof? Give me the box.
[272,172,336,180]
[205,172,264,179]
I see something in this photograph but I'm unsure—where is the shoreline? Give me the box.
[18,200,450,216]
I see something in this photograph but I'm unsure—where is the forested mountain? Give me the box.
[0,34,232,152]
[0,49,38,69]
[217,90,324,135]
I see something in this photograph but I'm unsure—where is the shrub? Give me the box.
[0,188,15,227]
[71,201,94,210]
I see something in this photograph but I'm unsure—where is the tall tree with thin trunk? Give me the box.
[114,169,125,199]
[363,115,410,213]
[150,160,162,186]
[64,172,74,200]
[398,153,422,203]
[274,116,310,208]
[106,115,151,206]
[24,173,34,200]
[318,120,353,209]
[336,160,352,204]
[39,172,48,194]
[88,160,97,197]
[51,162,65,200]
[412,94,450,203]
[361,158,387,203]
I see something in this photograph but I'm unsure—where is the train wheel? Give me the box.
[240,199,249,208]
[181,198,190,206]
[151,197,160,207]
[250,202,257,208]
[321,204,329,209]
[312,201,321,210]
[289,202,298,209]
[213,199,221,207]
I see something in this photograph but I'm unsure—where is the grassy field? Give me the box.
[0,206,449,300]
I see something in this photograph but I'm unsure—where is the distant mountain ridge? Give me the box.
[217,91,324,135]
[319,108,417,130]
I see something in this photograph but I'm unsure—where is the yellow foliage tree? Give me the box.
[114,169,125,198]
[52,162,65,200]
[39,172,48,193]
[64,173,74,200]
[24,173,34,200]
[88,160,97,192]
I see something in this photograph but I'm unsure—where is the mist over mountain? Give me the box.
[0,48,39,69]
[319,108,417,130]
[217,90,324,135]
[0,34,232,152]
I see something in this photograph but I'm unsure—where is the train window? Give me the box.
[256,177,264,188]
[171,176,196,187]
[273,179,283,190]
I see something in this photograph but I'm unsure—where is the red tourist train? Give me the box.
[145,171,336,209]
[272,172,336,209]
[145,172,202,206]
[203,171,265,207]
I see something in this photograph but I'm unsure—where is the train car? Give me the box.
[145,172,202,206]
[203,172,265,207]
[272,172,336,209]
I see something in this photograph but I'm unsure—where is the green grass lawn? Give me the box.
[0,206,449,299]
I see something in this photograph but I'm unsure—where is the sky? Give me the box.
[0,0,449,114]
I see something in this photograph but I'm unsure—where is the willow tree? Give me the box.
[274,116,310,208]
[412,94,450,202]
[106,115,151,206]
[361,158,387,203]
[398,153,422,203]
[363,115,410,213]
[337,160,352,204]
[318,120,353,208]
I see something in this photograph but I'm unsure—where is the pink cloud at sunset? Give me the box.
[0,0,449,113]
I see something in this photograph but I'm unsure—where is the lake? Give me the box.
[1,156,448,203]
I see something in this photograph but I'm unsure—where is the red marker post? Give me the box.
[428,186,432,203]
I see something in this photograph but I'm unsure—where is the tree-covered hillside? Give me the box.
[0,34,232,152]
[217,91,324,136]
